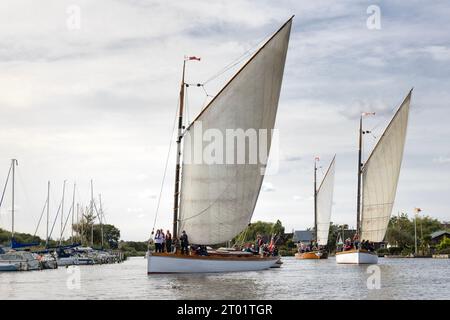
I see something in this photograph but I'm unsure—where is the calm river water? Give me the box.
[0,256,448,300]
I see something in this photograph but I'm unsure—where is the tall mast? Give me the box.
[11,159,17,239]
[60,180,66,245]
[46,181,50,247]
[90,179,94,247]
[314,158,318,241]
[173,59,186,239]
[71,183,76,241]
[356,116,363,235]
[76,203,79,243]
[99,193,104,249]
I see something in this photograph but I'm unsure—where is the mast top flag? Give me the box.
[177,17,293,245]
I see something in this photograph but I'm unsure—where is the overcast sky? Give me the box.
[0,1,449,241]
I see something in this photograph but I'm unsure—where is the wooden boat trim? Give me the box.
[151,252,278,261]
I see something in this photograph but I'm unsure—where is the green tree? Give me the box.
[327,223,350,253]
[72,205,120,249]
[385,213,442,254]
[232,220,284,245]
[437,236,450,251]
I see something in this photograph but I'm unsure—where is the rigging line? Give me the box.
[151,96,180,233]
[61,202,74,239]
[93,200,101,222]
[33,198,48,237]
[16,168,34,216]
[97,201,107,225]
[203,33,270,85]
[369,94,407,133]
[201,84,213,97]
[48,200,62,240]
[0,164,12,210]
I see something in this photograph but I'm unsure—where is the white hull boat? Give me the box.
[57,256,94,266]
[147,252,278,274]
[0,262,19,271]
[0,252,41,271]
[335,250,378,264]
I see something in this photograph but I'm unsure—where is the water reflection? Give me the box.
[0,256,448,300]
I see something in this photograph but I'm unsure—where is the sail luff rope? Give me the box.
[151,96,180,234]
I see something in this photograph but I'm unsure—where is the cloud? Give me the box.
[261,182,275,192]
[0,1,449,240]
[433,156,450,164]
[283,154,302,162]
[138,189,158,199]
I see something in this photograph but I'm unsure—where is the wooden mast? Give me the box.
[314,158,318,242]
[356,116,363,236]
[173,60,186,240]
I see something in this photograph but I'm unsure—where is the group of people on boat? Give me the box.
[152,229,189,255]
[296,240,324,253]
[241,234,278,257]
[340,234,375,252]
[151,230,280,257]
[153,229,173,253]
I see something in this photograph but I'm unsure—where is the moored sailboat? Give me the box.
[336,90,412,264]
[296,156,336,260]
[148,17,293,274]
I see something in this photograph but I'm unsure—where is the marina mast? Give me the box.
[11,159,18,239]
[46,181,50,246]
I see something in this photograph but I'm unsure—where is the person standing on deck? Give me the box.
[165,230,172,253]
[353,233,360,250]
[154,230,163,253]
[161,230,166,252]
[180,230,189,255]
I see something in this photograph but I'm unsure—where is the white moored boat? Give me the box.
[335,249,378,264]
[147,17,293,274]
[336,90,412,265]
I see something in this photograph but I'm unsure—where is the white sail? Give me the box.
[178,19,292,245]
[316,156,336,246]
[360,91,411,242]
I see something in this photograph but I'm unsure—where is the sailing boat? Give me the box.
[295,156,336,260]
[336,89,412,264]
[0,159,41,271]
[147,17,293,274]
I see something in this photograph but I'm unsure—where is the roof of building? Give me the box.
[293,230,313,242]
[431,230,450,239]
